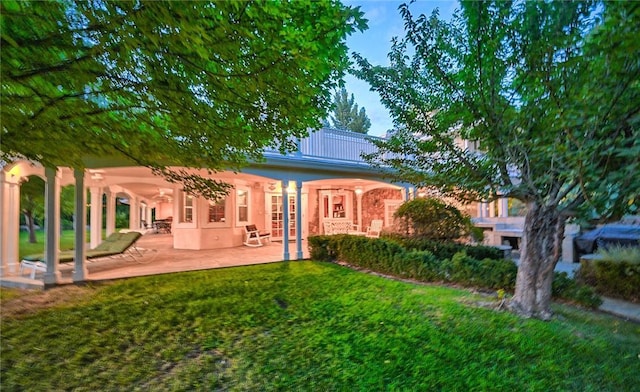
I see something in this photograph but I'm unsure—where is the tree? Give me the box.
[329,87,371,133]
[354,1,640,319]
[20,177,76,243]
[20,176,45,243]
[1,0,366,199]
[394,198,477,241]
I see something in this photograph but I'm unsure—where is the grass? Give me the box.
[19,229,124,259]
[0,262,640,391]
[2,261,639,391]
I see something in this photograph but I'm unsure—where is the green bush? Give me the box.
[394,198,477,241]
[577,258,640,303]
[596,245,640,264]
[115,211,129,229]
[441,251,517,290]
[309,235,516,290]
[385,233,504,260]
[308,235,335,261]
[310,235,601,308]
[553,272,603,308]
[60,218,74,230]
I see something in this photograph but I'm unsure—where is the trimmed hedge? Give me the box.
[383,233,504,261]
[553,272,603,309]
[308,235,601,308]
[577,259,640,303]
[309,235,516,290]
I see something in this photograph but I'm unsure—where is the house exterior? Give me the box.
[1,128,414,285]
[0,127,580,286]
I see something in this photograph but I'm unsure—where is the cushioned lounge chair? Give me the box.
[20,232,143,279]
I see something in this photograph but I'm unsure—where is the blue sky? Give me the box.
[343,1,458,136]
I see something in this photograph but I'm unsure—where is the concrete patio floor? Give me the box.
[2,233,310,289]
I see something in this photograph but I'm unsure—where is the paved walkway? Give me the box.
[599,296,640,323]
[540,260,639,323]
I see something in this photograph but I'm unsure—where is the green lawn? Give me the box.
[19,229,121,258]
[1,261,638,391]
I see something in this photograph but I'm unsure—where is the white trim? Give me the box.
[175,190,197,229]
[235,186,250,227]
[202,196,230,228]
[383,199,403,228]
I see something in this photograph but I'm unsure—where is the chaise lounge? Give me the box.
[20,231,143,279]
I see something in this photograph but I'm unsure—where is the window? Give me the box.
[208,198,226,223]
[236,188,249,225]
[182,194,194,223]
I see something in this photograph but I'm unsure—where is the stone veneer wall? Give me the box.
[361,188,403,229]
[309,188,320,236]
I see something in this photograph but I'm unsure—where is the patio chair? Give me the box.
[244,224,271,247]
[366,220,383,238]
[20,232,144,279]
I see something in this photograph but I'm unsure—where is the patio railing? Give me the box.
[264,127,386,165]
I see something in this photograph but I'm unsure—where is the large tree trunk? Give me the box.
[25,211,37,244]
[509,201,565,320]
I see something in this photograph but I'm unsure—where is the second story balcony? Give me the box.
[264,127,386,166]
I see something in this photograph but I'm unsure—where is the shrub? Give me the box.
[553,272,602,309]
[394,198,476,241]
[596,245,640,264]
[310,235,515,290]
[115,212,129,229]
[441,251,517,290]
[60,218,74,230]
[308,235,335,262]
[577,258,640,303]
[384,233,504,260]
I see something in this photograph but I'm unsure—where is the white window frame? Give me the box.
[384,199,403,228]
[175,190,197,228]
[203,196,230,228]
[235,186,250,226]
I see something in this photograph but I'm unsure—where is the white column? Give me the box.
[477,203,484,218]
[355,188,363,231]
[129,197,139,230]
[489,201,496,218]
[0,171,21,275]
[404,186,413,201]
[499,198,509,217]
[281,180,290,261]
[89,187,102,248]
[43,167,61,286]
[73,169,88,282]
[295,180,303,260]
[105,190,116,236]
[145,204,153,227]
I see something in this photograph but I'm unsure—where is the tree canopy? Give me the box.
[354,1,639,318]
[328,87,371,133]
[1,0,366,198]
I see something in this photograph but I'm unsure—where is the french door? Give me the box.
[270,194,296,240]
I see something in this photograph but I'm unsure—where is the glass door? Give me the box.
[270,194,296,240]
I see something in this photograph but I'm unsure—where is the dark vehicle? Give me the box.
[573,224,640,261]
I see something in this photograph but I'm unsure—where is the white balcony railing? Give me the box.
[264,127,386,164]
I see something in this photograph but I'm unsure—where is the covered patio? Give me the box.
[2,233,310,289]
